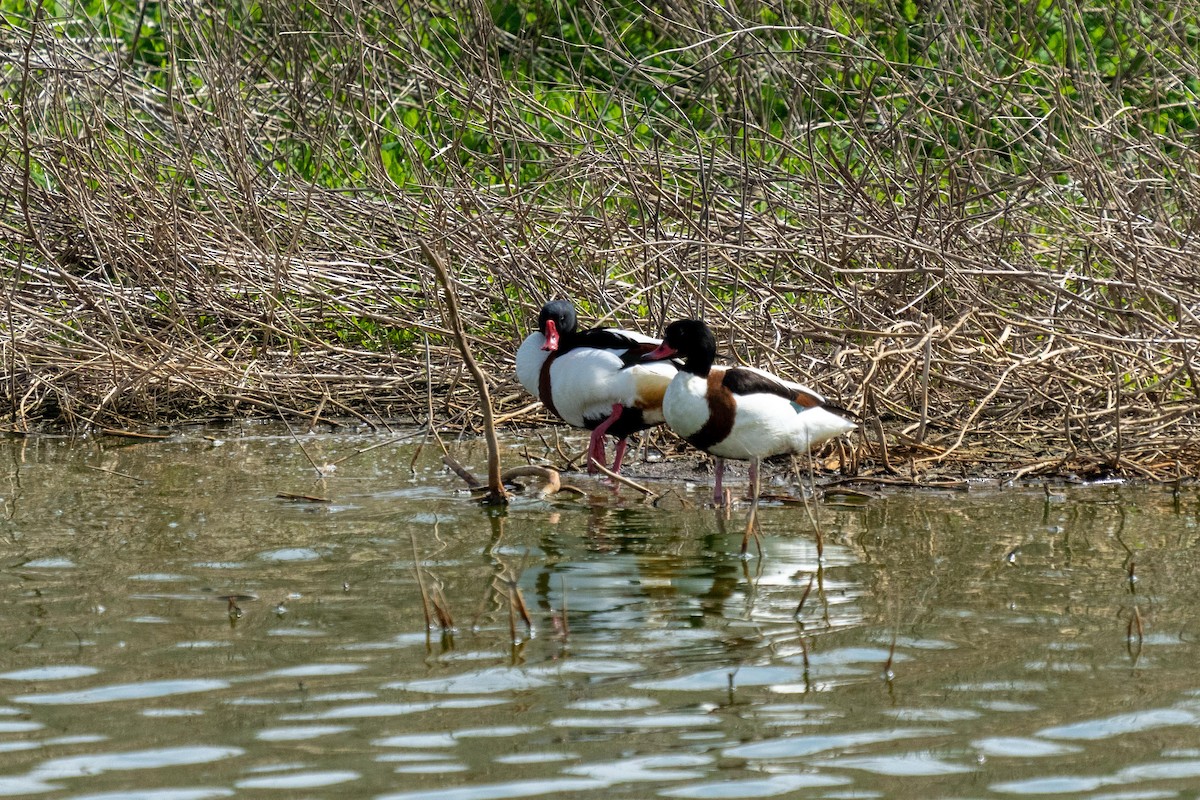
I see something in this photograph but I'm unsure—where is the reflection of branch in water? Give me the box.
[410,530,455,639]
[472,564,533,645]
[473,514,535,645]
[3,441,24,523]
[796,453,825,562]
[791,565,830,629]
[1113,505,1144,664]
[793,573,815,619]
[740,499,763,558]
[883,629,898,703]
[552,576,570,642]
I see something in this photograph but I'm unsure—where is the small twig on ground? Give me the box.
[865,389,893,473]
[493,401,543,426]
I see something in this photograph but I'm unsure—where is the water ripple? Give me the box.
[257,547,321,562]
[0,666,99,681]
[493,752,579,765]
[259,664,367,678]
[235,770,359,789]
[374,734,456,748]
[29,745,243,780]
[255,725,353,741]
[883,708,979,722]
[286,698,504,721]
[550,713,717,729]
[566,697,657,711]
[724,727,944,759]
[973,736,1083,757]
[12,680,229,705]
[1116,759,1200,781]
[67,790,235,800]
[563,754,712,782]
[660,773,852,798]
[391,668,552,694]
[374,777,607,800]
[991,775,1108,794]
[1037,708,1197,740]
[810,751,974,776]
[633,666,802,691]
[0,776,58,796]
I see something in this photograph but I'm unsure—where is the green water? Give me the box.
[1,427,1198,798]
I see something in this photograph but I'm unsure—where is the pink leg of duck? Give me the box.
[749,458,760,502]
[611,437,629,473]
[587,403,624,473]
[586,431,607,472]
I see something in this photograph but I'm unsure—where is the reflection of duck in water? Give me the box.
[516,300,677,474]
[526,504,865,643]
[642,319,856,505]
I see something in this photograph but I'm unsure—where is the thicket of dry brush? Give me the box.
[1,0,1198,479]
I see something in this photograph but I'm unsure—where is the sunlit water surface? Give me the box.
[1,427,1200,799]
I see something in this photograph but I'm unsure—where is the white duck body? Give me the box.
[517,328,673,428]
[663,365,856,461]
[549,331,673,428]
[515,331,551,400]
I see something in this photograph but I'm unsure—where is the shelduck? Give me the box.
[642,319,856,505]
[516,300,677,473]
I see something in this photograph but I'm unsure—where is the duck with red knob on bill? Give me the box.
[641,319,856,506]
[516,300,678,475]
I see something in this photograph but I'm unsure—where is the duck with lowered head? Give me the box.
[516,300,678,474]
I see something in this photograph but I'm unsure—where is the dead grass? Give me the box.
[1,1,1198,480]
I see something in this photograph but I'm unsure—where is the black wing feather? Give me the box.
[568,326,652,352]
[723,367,799,399]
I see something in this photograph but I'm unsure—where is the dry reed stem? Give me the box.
[423,240,507,504]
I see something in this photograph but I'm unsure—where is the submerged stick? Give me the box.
[84,465,145,483]
[501,465,562,496]
[588,457,660,500]
[443,454,483,490]
[421,240,508,506]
